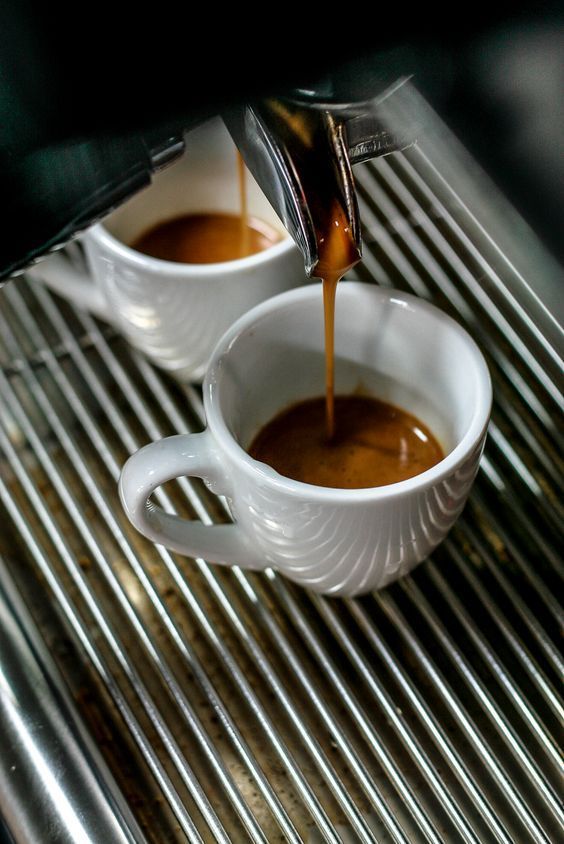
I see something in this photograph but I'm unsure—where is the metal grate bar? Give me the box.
[0,436,206,843]
[7,285,298,844]
[232,571,443,844]
[374,590,559,844]
[391,575,556,841]
[294,592,487,844]
[0,328,115,377]
[355,168,562,437]
[375,154,563,387]
[271,574,484,843]
[444,532,564,723]
[397,571,560,835]
[425,561,561,803]
[1,130,562,843]
[343,598,515,844]
[470,490,562,624]
[406,146,563,357]
[455,516,564,679]
[490,399,561,492]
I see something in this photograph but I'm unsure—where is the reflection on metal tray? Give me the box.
[0,89,562,843]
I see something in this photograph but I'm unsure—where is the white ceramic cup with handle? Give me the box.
[119,282,492,596]
[29,118,308,382]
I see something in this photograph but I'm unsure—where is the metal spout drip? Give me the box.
[224,83,413,276]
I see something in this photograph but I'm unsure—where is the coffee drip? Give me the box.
[317,202,359,439]
[258,103,361,438]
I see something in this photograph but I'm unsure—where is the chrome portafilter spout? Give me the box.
[224,79,413,277]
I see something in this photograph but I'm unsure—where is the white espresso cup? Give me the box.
[119,282,492,596]
[29,118,308,382]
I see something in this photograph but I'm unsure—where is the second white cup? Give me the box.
[29,118,308,382]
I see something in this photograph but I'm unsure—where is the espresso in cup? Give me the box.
[249,394,444,489]
[132,153,282,264]
[132,212,281,264]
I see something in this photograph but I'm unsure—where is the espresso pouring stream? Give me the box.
[317,201,360,438]
[260,101,362,438]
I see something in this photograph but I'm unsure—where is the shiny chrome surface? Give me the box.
[225,85,414,276]
[0,97,562,841]
[0,559,146,844]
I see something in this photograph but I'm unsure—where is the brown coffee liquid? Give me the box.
[132,212,280,264]
[316,203,361,439]
[132,150,280,263]
[249,395,444,489]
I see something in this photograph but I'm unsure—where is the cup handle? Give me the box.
[119,432,263,569]
[27,250,112,323]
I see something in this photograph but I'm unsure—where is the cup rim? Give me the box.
[204,282,492,502]
[87,217,295,275]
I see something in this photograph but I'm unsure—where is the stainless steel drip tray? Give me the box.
[1,89,562,844]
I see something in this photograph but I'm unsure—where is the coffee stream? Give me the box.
[316,201,360,438]
[263,103,361,439]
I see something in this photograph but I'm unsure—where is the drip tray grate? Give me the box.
[0,124,562,843]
